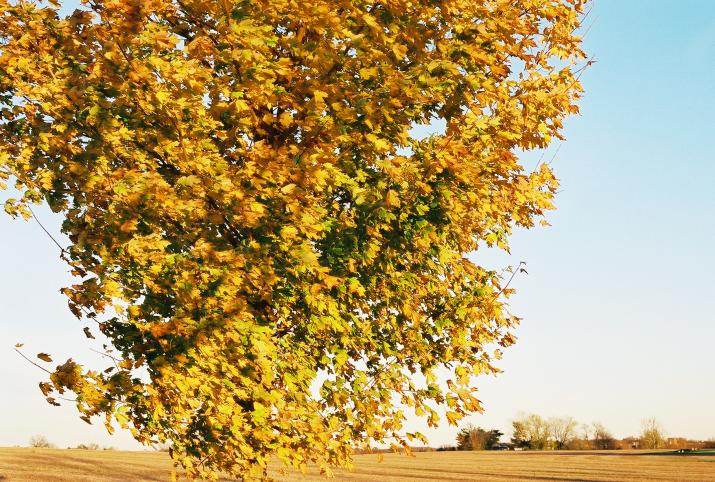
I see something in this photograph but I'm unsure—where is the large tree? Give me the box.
[0,0,587,479]
[548,416,578,450]
[456,425,503,450]
[640,417,666,449]
[512,413,551,450]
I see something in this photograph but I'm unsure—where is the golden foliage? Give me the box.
[0,0,587,479]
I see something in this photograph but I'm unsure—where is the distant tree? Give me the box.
[511,421,529,448]
[665,437,689,449]
[456,425,503,450]
[566,437,591,450]
[704,438,715,449]
[29,435,53,448]
[456,427,472,450]
[580,423,592,443]
[564,423,592,450]
[75,442,101,450]
[484,429,504,450]
[437,445,458,452]
[548,417,578,450]
[512,414,550,450]
[640,418,666,449]
[591,422,617,450]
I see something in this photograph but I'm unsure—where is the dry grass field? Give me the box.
[0,448,713,481]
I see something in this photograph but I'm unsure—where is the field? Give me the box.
[1,448,714,481]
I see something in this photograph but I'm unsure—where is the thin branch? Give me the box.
[91,348,121,371]
[90,348,121,362]
[545,143,562,167]
[495,261,527,298]
[28,206,66,255]
[27,207,105,328]
[578,2,598,41]
[14,348,52,374]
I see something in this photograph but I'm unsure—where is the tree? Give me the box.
[640,418,666,449]
[456,425,503,451]
[591,422,617,450]
[512,414,551,450]
[0,0,587,479]
[75,442,101,450]
[29,435,54,448]
[665,437,688,449]
[548,416,578,450]
[565,423,592,450]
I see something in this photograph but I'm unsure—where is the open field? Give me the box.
[1,448,714,481]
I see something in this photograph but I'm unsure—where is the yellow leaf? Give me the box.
[313,90,328,105]
[155,91,171,103]
[281,183,297,194]
[446,411,462,425]
[386,189,400,207]
[278,112,292,128]
[359,66,378,79]
[392,44,408,60]
[37,353,52,363]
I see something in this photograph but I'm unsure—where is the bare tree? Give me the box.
[591,422,617,450]
[565,423,593,450]
[29,435,54,448]
[549,417,578,450]
[512,414,551,450]
[75,442,101,450]
[640,417,666,449]
[580,423,592,443]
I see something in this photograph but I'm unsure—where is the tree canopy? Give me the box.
[456,425,503,450]
[0,0,587,479]
[512,413,551,450]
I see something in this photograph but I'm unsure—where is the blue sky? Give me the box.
[1,0,713,449]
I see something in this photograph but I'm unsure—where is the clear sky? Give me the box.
[1,0,713,450]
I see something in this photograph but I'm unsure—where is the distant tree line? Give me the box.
[449,415,715,451]
[27,435,115,451]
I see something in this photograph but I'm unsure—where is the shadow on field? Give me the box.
[17,453,166,481]
[512,450,715,457]
[345,467,601,482]
[497,477,600,482]
[640,450,715,457]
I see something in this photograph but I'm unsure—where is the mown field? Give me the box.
[1,448,714,481]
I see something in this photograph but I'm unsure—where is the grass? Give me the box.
[1,448,714,481]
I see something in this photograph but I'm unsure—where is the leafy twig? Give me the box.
[14,347,52,374]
